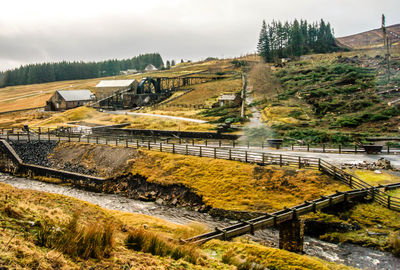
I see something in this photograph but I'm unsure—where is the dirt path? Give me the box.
[105,110,207,123]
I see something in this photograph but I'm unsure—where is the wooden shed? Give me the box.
[45,90,94,111]
[217,94,241,107]
[95,79,138,99]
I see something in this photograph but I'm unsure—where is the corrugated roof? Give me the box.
[57,90,94,102]
[218,94,237,101]
[96,79,136,88]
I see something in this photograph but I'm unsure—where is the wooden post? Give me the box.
[199,146,202,157]
[192,139,194,146]
[232,140,235,148]
[186,145,188,155]
[322,144,325,153]
[68,132,70,142]
[148,141,151,150]
[307,144,309,152]
[262,152,265,163]
[214,147,217,158]
[136,139,139,148]
[48,130,50,141]
[96,137,99,144]
[205,140,208,146]
[228,149,232,160]
[298,157,301,169]
[6,131,9,141]
[388,196,391,209]
[38,130,41,142]
[291,143,294,151]
[318,159,321,170]
[245,151,248,162]
[219,140,221,147]
[172,143,175,154]
[160,143,163,152]
[280,155,283,167]
[387,145,390,154]
[339,145,342,154]
[355,145,358,154]
[17,132,20,141]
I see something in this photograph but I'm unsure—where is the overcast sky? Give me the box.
[0,0,399,71]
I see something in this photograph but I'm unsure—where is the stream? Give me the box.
[0,173,399,269]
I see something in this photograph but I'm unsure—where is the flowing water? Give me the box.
[1,173,399,269]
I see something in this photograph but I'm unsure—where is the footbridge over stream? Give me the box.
[1,130,400,253]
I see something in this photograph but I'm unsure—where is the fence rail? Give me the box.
[0,128,399,212]
[185,188,370,244]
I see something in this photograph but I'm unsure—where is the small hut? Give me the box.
[45,90,94,111]
[217,94,241,107]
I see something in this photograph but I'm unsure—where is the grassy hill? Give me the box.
[337,23,400,49]
[250,47,400,144]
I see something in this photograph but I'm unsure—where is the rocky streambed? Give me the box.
[1,173,399,269]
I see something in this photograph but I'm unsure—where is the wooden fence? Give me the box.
[1,128,399,212]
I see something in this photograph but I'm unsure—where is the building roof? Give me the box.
[145,64,157,71]
[218,94,237,101]
[57,90,94,102]
[96,79,136,88]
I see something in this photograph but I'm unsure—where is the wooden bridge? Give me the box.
[1,128,400,253]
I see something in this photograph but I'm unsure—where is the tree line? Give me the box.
[0,53,164,87]
[257,19,341,62]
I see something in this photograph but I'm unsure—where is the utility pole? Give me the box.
[382,14,391,84]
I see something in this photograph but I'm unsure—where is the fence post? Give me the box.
[339,145,342,154]
[6,130,9,141]
[349,176,353,188]
[298,157,301,169]
[318,159,321,170]
[307,144,309,152]
[199,146,202,157]
[186,145,188,155]
[387,145,390,154]
[17,132,20,141]
[214,147,217,158]
[262,152,265,164]
[48,130,50,141]
[205,140,208,146]
[245,151,248,162]
[192,139,194,146]
[388,196,391,209]
[219,140,222,147]
[160,142,163,152]
[280,155,283,167]
[355,145,358,154]
[322,144,325,153]
[172,143,175,154]
[148,141,151,150]
[38,130,41,142]
[291,143,294,151]
[136,140,139,148]
[96,137,99,144]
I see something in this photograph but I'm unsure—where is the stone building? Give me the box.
[217,94,241,107]
[45,90,94,111]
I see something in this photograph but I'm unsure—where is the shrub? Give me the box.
[35,211,115,259]
[125,228,202,264]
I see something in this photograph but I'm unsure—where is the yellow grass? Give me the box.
[169,78,242,107]
[33,106,216,131]
[350,169,400,186]
[204,239,355,270]
[129,150,350,212]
